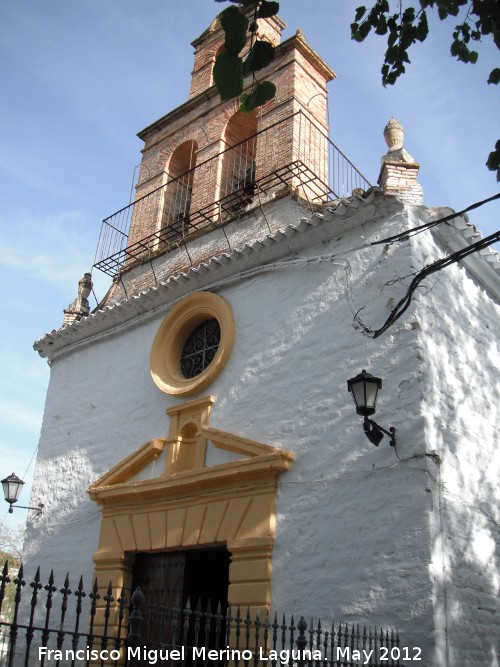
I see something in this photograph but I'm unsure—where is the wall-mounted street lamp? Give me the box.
[347,370,397,447]
[1,473,43,515]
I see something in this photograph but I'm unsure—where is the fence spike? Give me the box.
[87,578,100,657]
[0,561,11,618]
[262,610,270,656]
[296,616,308,653]
[182,595,192,649]
[25,566,43,657]
[0,566,404,667]
[7,564,26,667]
[127,587,144,663]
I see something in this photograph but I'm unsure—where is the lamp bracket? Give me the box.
[8,503,44,516]
[363,417,396,447]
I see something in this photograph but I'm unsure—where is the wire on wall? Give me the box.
[364,229,500,338]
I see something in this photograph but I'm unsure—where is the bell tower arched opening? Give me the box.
[219,111,258,214]
[161,140,198,233]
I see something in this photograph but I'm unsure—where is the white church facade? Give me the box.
[15,10,500,666]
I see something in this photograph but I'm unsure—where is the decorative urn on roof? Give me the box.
[383,117,405,151]
[381,117,415,164]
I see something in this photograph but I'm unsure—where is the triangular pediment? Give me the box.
[88,396,293,504]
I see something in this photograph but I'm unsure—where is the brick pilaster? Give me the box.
[378,160,423,205]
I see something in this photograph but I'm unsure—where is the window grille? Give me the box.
[180,319,221,379]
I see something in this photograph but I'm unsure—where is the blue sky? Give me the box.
[1,0,498,532]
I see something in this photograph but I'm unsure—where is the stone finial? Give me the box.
[381,117,415,164]
[63,273,92,326]
[378,118,423,204]
[384,117,404,150]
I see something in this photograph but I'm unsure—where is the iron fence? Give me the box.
[93,111,371,277]
[0,562,402,667]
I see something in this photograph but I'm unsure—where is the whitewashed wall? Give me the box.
[23,196,500,666]
[415,227,500,666]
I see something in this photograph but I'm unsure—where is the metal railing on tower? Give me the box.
[93,112,371,278]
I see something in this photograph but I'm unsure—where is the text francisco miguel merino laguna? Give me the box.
[38,645,407,665]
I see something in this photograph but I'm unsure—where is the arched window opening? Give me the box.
[220,111,258,214]
[162,140,198,230]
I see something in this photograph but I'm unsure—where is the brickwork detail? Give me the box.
[377,117,423,205]
[378,162,423,205]
[189,14,285,99]
[121,17,335,289]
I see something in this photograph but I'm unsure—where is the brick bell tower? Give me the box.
[93,12,367,305]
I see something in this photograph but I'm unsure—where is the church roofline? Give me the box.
[33,189,500,361]
[34,188,389,359]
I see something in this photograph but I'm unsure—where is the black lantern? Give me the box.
[347,370,396,448]
[347,369,382,416]
[1,473,24,512]
[1,472,43,515]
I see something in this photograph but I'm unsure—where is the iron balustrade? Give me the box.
[93,112,371,278]
[0,562,403,667]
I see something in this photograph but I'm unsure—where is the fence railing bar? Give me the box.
[0,563,402,667]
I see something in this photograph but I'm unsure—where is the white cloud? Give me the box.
[0,209,94,289]
[0,404,43,432]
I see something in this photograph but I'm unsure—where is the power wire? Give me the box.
[361,228,500,338]
[372,192,500,247]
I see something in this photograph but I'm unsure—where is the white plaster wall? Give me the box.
[23,198,499,665]
[414,229,500,666]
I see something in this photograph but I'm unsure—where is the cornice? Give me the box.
[33,188,389,360]
[34,190,499,360]
[137,31,334,143]
[88,452,293,506]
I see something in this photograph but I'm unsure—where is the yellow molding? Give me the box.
[166,394,215,418]
[90,438,166,488]
[150,292,235,396]
[88,395,294,628]
[204,425,295,459]
[89,451,293,505]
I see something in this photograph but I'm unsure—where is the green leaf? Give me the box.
[219,6,249,56]
[240,80,276,112]
[387,26,398,48]
[375,16,387,35]
[359,21,372,39]
[437,6,448,20]
[416,12,428,42]
[450,39,461,56]
[486,140,500,181]
[367,6,380,27]
[257,1,279,18]
[243,40,275,73]
[213,51,244,100]
[402,7,416,22]
[487,68,500,84]
[355,6,366,22]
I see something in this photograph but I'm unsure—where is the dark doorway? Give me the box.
[131,546,230,648]
[184,547,230,611]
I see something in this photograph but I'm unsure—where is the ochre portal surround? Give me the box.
[88,396,294,637]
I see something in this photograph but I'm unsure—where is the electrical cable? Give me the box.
[371,192,500,247]
[361,228,500,338]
